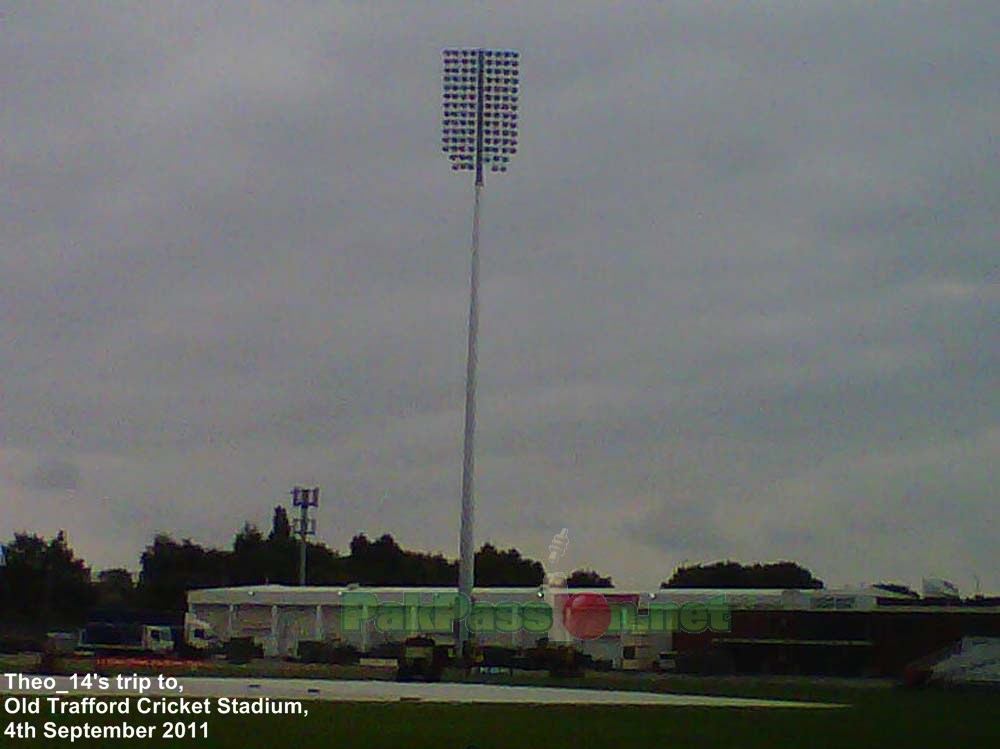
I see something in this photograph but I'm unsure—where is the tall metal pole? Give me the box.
[292,486,318,586]
[298,499,308,586]
[458,182,482,607]
[458,49,486,646]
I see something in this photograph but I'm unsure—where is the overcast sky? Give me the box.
[2,2,997,593]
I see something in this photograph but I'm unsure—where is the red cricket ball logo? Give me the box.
[561,592,611,640]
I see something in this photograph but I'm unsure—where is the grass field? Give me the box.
[2,681,997,748]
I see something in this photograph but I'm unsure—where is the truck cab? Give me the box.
[184,615,221,652]
[145,626,174,653]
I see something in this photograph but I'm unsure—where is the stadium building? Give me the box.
[187,584,1000,676]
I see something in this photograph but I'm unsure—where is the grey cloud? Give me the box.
[20,457,81,492]
[2,2,997,591]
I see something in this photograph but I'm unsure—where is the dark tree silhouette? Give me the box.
[475,543,544,586]
[661,560,823,589]
[348,534,409,584]
[268,507,292,542]
[138,535,229,611]
[266,507,298,584]
[94,568,137,608]
[230,523,271,585]
[566,569,613,588]
[0,531,95,628]
[305,542,350,585]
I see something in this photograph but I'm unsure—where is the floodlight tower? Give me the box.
[441,48,519,641]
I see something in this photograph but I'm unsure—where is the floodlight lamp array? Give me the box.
[442,49,519,174]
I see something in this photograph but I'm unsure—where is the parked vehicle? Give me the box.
[76,613,219,657]
[396,636,452,681]
[77,622,174,655]
[183,613,221,654]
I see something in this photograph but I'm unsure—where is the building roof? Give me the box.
[186,585,1000,613]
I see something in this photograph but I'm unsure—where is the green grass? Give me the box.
[1,685,998,748]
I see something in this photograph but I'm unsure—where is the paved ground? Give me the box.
[5,676,843,708]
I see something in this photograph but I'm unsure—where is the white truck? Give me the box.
[183,613,221,653]
[78,622,175,655]
[77,614,219,656]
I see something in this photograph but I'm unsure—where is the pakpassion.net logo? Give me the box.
[339,592,731,640]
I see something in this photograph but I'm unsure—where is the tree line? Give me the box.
[0,508,615,628]
[0,509,837,632]
[661,560,824,589]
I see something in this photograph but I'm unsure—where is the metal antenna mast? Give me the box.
[291,486,319,585]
